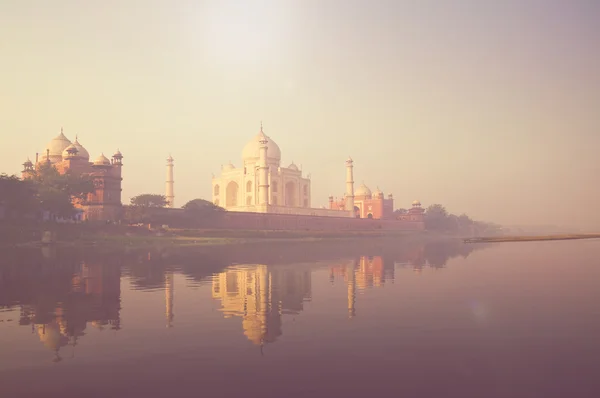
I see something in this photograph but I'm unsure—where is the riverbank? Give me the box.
[464,234,600,243]
[1,222,437,250]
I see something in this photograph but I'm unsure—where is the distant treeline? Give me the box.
[395,204,501,235]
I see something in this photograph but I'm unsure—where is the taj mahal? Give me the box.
[209,124,424,221]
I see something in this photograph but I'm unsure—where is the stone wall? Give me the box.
[217,211,424,231]
[145,207,424,231]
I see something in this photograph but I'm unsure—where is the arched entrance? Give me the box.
[285,182,296,207]
[226,181,239,207]
[354,206,360,218]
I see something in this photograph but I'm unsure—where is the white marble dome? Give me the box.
[288,162,299,171]
[355,183,372,197]
[242,129,281,164]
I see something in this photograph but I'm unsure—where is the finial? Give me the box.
[75,134,78,142]
[61,127,63,134]
[260,121,263,132]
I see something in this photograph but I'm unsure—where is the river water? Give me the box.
[1,239,599,397]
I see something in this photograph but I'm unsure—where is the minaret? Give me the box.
[345,157,355,217]
[346,260,356,319]
[165,271,174,328]
[166,155,174,208]
[258,124,269,207]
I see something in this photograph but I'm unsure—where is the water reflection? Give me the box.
[212,264,312,345]
[0,239,481,362]
[2,239,600,397]
[13,261,121,362]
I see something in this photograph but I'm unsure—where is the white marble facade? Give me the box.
[212,125,314,213]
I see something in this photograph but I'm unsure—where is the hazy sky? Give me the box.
[1,0,599,229]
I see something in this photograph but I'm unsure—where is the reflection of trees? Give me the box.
[424,240,478,269]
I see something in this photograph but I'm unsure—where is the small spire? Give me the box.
[61,127,63,134]
[260,121,263,132]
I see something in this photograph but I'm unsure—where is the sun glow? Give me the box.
[201,0,289,65]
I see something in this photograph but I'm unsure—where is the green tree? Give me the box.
[457,213,473,227]
[31,164,94,218]
[0,174,39,218]
[182,198,225,226]
[130,194,168,208]
[393,208,407,215]
[445,214,460,232]
[424,204,448,231]
[125,194,168,224]
[182,198,224,214]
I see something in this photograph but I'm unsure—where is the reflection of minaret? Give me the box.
[347,261,356,319]
[165,271,174,328]
[166,155,175,208]
[259,265,269,345]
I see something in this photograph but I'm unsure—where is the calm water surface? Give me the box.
[1,239,599,397]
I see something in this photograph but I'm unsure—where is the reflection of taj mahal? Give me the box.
[211,264,312,345]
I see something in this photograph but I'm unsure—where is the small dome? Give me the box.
[288,162,299,171]
[242,125,282,165]
[72,137,90,160]
[23,158,33,166]
[222,161,235,171]
[373,187,384,198]
[41,130,72,163]
[355,182,372,197]
[62,144,80,159]
[346,156,353,163]
[93,153,111,166]
[412,200,422,207]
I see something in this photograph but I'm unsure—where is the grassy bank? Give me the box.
[464,234,600,243]
[0,222,430,249]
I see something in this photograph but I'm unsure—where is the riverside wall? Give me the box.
[146,208,424,231]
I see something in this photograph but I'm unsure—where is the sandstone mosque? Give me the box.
[21,129,123,222]
[210,124,424,221]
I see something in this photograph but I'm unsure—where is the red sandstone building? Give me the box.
[21,129,123,222]
[329,183,425,222]
[329,183,395,219]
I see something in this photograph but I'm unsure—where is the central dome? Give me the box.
[242,128,281,164]
[41,130,72,163]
